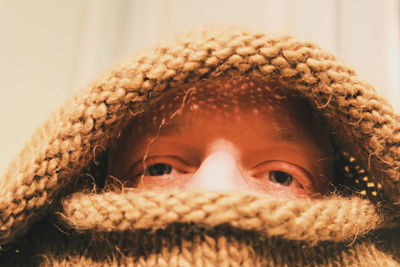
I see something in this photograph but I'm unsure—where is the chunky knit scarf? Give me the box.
[0,26,399,266]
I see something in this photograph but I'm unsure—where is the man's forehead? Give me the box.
[154,117,311,145]
[133,101,314,149]
[129,76,314,135]
[142,77,302,119]
[188,76,289,101]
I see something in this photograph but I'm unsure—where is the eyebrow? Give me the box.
[269,127,310,144]
[155,118,311,146]
[156,120,188,137]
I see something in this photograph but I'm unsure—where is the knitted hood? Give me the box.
[0,26,399,266]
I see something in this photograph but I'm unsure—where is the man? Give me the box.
[109,76,333,199]
[0,27,398,266]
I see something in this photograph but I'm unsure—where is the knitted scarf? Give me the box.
[0,26,399,266]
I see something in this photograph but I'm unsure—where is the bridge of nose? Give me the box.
[185,139,250,191]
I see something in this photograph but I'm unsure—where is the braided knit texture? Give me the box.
[0,26,399,245]
[40,232,399,267]
[61,190,380,243]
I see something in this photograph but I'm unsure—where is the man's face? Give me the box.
[109,77,333,198]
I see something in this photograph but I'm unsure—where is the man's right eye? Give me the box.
[130,156,191,180]
[268,170,293,186]
[146,163,173,176]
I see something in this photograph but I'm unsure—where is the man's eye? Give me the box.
[130,156,191,180]
[253,161,314,190]
[268,170,293,186]
[146,163,172,176]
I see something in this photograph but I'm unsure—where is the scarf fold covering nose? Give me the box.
[61,190,380,243]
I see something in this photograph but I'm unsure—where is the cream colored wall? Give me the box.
[0,1,85,174]
[1,0,399,174]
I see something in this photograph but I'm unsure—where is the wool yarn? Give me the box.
[0,26,399,266]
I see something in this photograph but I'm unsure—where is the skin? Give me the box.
[108,77,334,199]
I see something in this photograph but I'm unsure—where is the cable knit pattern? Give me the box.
[24,221,398,267]
[40,235,399,267]
[41,247,399,267]
[61,190,380,243]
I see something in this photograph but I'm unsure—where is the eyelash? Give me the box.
[252,161,314,190]
[131,156,189,178]
[130,157,314,190]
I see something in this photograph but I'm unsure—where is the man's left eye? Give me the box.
[252,160,314,190]
[146,163,173,176]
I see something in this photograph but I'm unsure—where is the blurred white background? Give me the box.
[0,0,399,174]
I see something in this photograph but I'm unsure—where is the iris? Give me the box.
[147,163,172,176]
[269,171,293,186]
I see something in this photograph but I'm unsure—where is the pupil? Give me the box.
[269,171,293,186]
[148,163,172,176]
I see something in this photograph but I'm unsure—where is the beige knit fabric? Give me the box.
[39,225,398,267]
[61,190,380,243]
[0,26,399,266]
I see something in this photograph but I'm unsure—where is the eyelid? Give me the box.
[252,160,315,190]
[130,155,190,177]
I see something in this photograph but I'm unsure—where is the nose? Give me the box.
[185,140,249,191]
